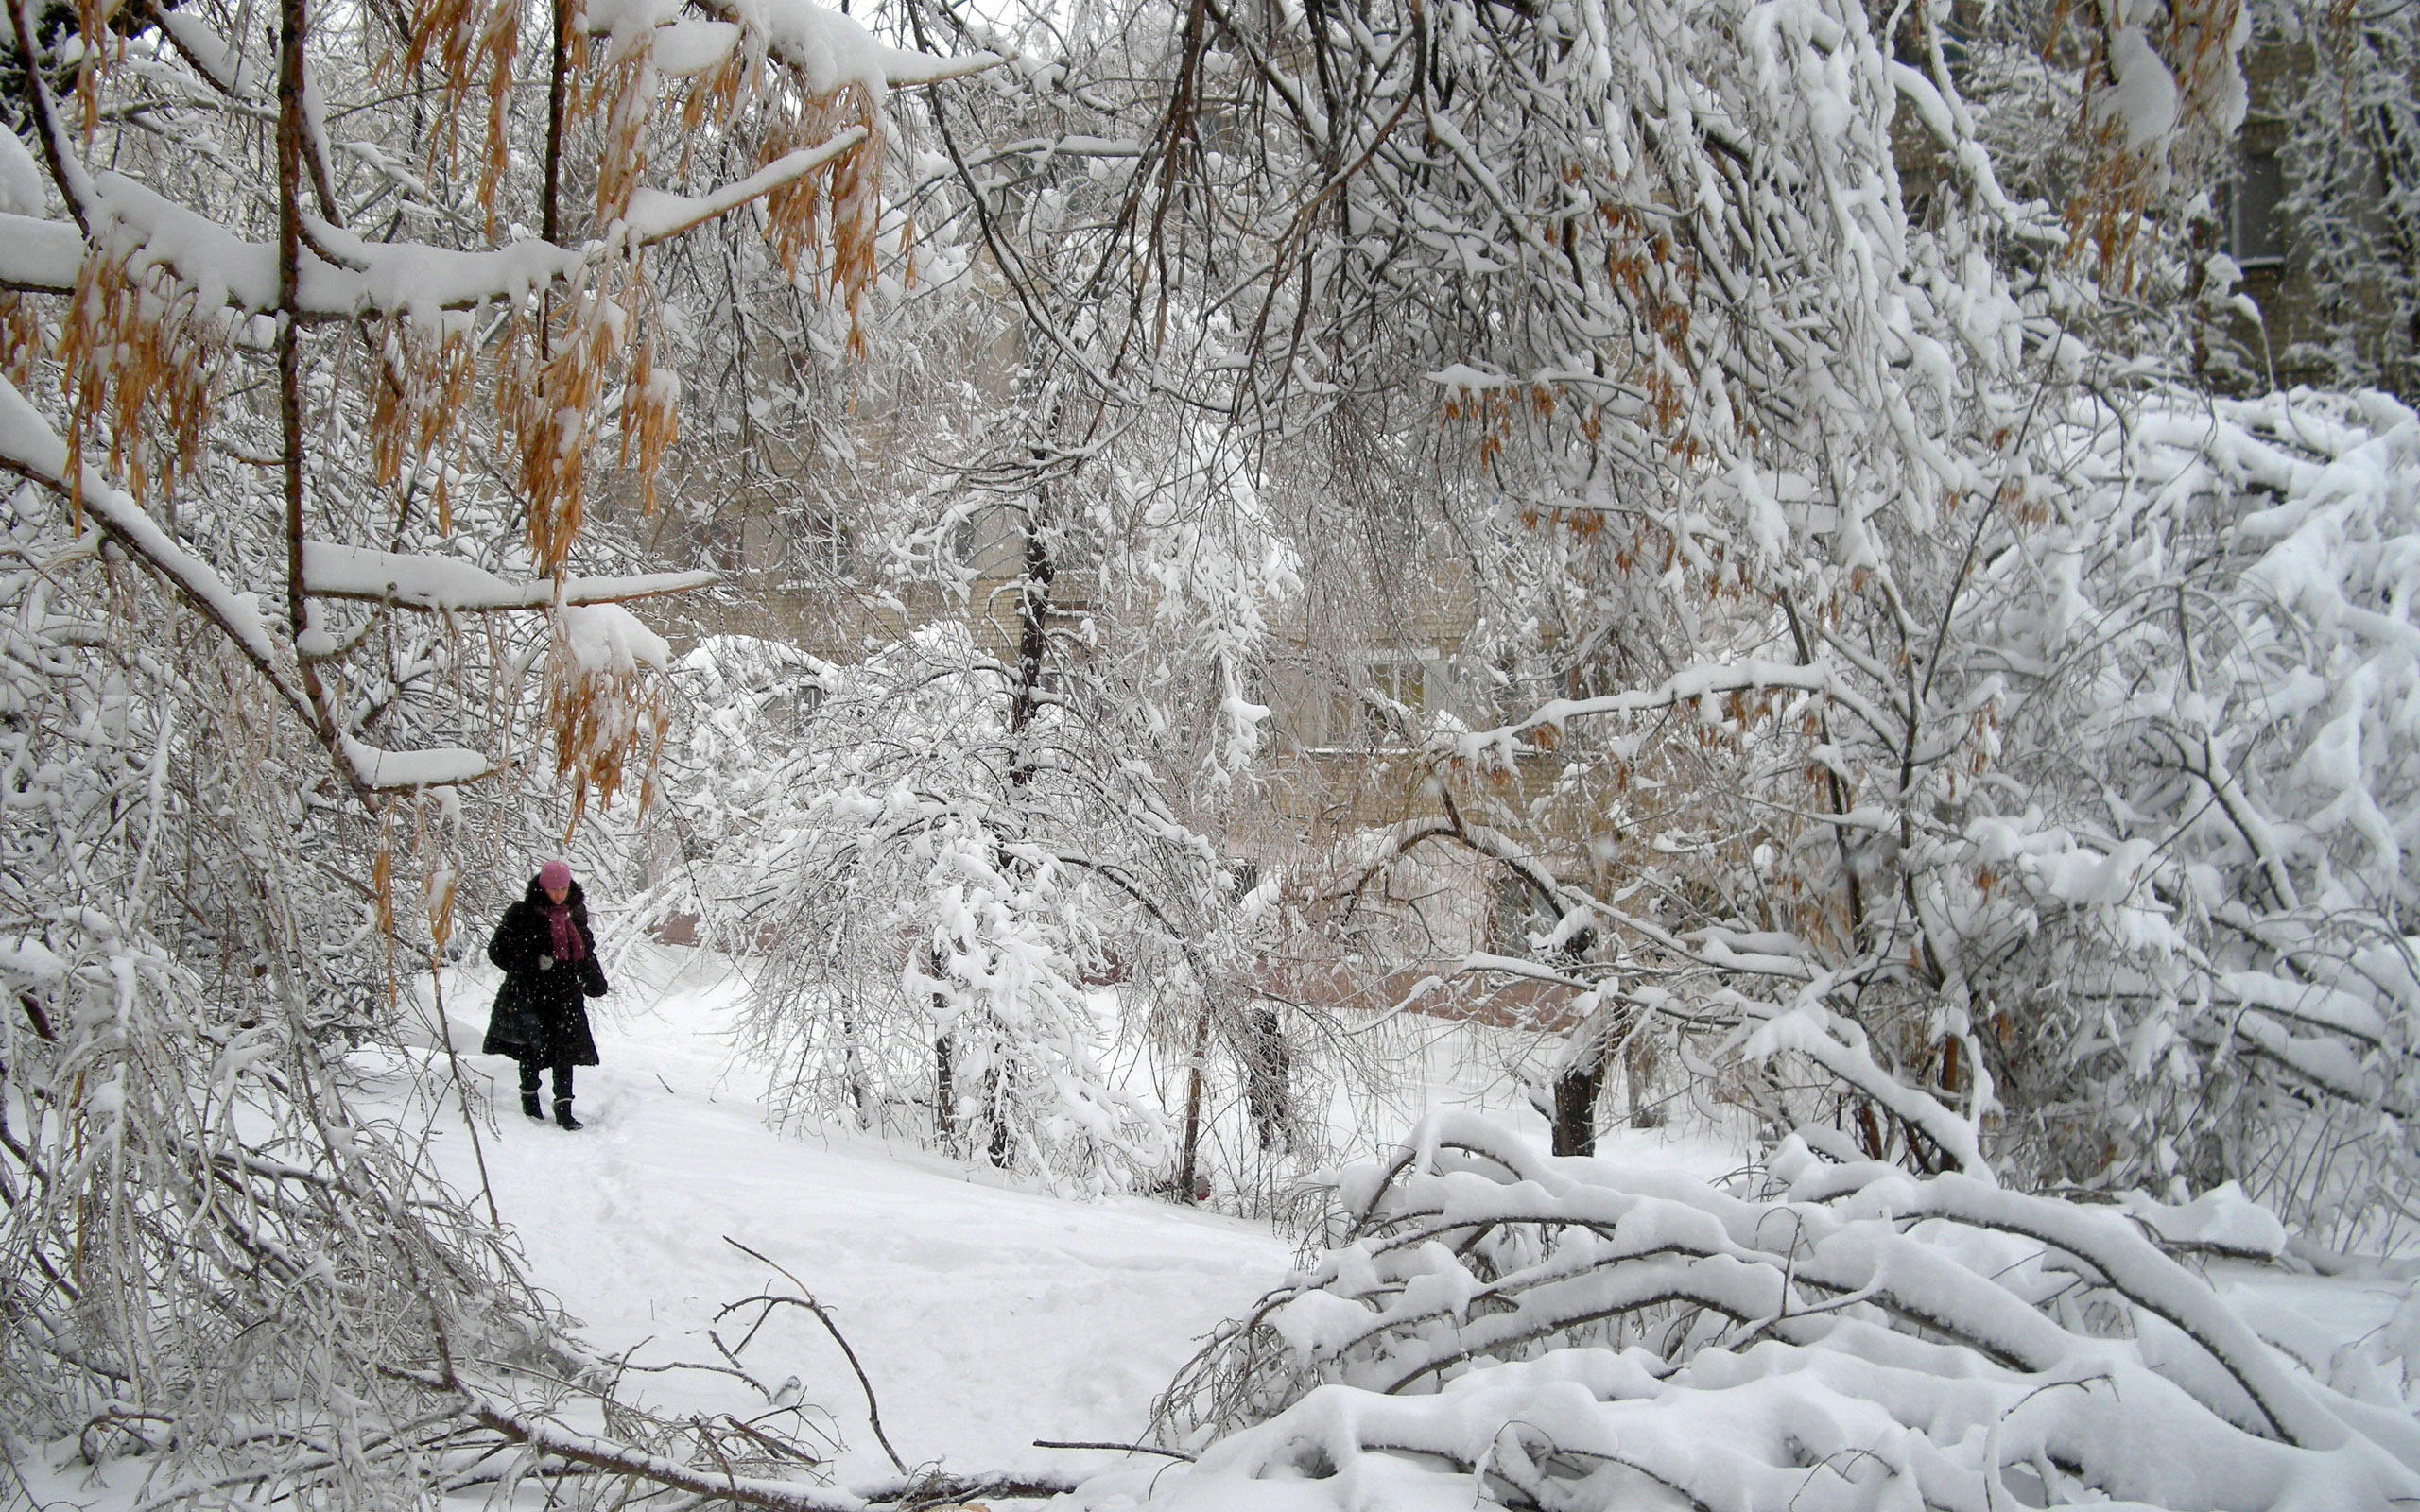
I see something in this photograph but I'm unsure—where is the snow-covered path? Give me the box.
[402,947,1296,1488]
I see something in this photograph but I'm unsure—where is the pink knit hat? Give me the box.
[538,860,573,891]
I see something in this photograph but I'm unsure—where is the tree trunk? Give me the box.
[1551,1011,1616,1157]
[1243,1006,1288,1152]
[984,1057,1011,1168]
[1551,1056,1608,1157]
[841,1011,870,1129]
[933,1031,956,1153]
[1176,1000,1211,1199]
[930,943,957,1150]
[1006,523,1055,778]
[543,0,571,245]
[1626,1028,1663,1128]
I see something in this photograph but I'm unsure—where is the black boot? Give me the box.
[553,1099,583,1131]
[521,1091,544,1121]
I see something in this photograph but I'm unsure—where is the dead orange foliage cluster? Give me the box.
[368,316,482,530]
[762,82,888,352]
[2061,0,2246,284]
[398,0,529,225]
[544,623,669,834]
[59,258,223,511]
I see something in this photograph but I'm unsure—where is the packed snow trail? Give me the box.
[406,946,1296,1489]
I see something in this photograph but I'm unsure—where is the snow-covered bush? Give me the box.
[647,627,1201,1194]
[1395,387,2420,1242]
[1950,387,2420,1239]
[1098,1114,2420,1511]
[0,517,581,1501]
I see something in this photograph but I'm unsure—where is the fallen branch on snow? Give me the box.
[394,1364,1079,1511]
[1137,1113,2420,1512]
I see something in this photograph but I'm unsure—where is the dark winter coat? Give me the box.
[482,877,608,1067]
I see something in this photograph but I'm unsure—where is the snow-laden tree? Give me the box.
[1971,387,2420,1238]
[906,0,2420,1237]
[645,627,1196,1194]
[2259,0,2418,397]
[636,344,1320,1198]
[1375,380,2420,1232]
[873,0,2420,1206]
[0,0,1016,1499]
[619,13,1335,1197]
[868,0,2420,1494]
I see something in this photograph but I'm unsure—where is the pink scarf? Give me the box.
[544,904,586,963]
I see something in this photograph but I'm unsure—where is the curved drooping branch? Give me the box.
[1144,1115,2419,1512]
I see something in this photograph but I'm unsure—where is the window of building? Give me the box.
[1359,651,1436,747]
[2226,146,2288,268]
[787,507,853,580]
[762,681,824,737]
[1490,873,1553,956]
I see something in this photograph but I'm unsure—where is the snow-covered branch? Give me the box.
[302,542,717,612]
[1122,1116,2420,1512]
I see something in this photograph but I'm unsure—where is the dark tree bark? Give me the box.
[983,1057,1011,1167]
[1551,1047,1609,1157]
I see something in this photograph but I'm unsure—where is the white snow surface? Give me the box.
[338,731,492,789]
[2102,26,2180,150]
[17,940,2407,1511]
[404,946,1297,1487]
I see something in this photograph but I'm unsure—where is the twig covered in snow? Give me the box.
[1033,1438,1197,1460]
[724,1237,911,1476]
[404,1368,873,1512]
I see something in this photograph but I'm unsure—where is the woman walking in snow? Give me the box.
[484,859,609,1129]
